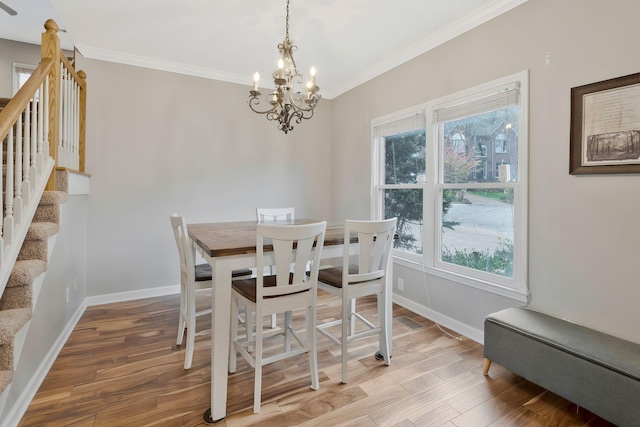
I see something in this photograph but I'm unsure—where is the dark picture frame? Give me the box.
[570,72,640,175]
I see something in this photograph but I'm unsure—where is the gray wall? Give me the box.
[331,0,640,343]
[0,193,88,423]
[75,57,333,297]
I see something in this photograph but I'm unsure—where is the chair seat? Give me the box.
[232,274,300,302]
[194,263,252,282]
[316,265,359,288]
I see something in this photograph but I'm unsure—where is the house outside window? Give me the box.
[372,71,528,299]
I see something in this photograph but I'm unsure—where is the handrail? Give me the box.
[0,59,53,141]
[0,18,87,294]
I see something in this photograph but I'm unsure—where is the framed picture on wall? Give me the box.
[570,72,640,175]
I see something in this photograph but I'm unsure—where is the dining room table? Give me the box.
[187,218,393,423]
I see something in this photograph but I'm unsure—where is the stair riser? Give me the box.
[17,240,48,263]
[0,343,14,371]
[0,286,32,311]
[33,204,60,224]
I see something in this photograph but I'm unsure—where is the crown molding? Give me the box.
[76,44,250,86]
[76,0,527,100]
[324,0,528,99]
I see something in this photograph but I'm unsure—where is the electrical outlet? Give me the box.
[65,287,70,303]
[398,278,404,291]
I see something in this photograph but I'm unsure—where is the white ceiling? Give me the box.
[0,0,527,99]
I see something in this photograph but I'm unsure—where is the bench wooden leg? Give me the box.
[483,358,492,376]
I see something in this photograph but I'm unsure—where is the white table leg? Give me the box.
[205,260,232,423]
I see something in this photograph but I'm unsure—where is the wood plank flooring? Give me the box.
[19,291,617,426]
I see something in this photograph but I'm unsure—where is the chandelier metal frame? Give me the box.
[248,0,321,134]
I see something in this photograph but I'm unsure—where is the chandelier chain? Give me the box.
[285,0,290,41]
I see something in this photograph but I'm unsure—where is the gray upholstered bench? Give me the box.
[483,307,640,426]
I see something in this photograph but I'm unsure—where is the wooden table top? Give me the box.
[188,219,347,258]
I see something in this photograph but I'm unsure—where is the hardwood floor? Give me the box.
[19,291,616,427]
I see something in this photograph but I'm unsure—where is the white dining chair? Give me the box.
[170,214,252,370]
[255,207,294,329]
[256,207,295,222]
[228,221,326,413]
[315,218,397,384]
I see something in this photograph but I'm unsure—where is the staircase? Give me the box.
[0,186,67,395]
[0,19,88,418]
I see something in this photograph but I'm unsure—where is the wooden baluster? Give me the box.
[24,102,31,202]
[4,123,15,245]
[0,128,6,259]
[14,111,22,225]
[37,82,44,172]
[43,75,50,160]
[59,63,64,165]
[30,97,38,199]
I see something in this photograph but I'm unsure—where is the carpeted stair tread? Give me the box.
[6,260,46,288]
[0,308,31,345]
[25,222,59,241]
[38,191,68,206]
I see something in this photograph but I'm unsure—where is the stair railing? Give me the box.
[0,19,86,295]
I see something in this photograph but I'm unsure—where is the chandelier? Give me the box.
[248,0,321,134]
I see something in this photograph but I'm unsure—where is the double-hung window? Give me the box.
[372,112,426,258]
[373,71,528,299]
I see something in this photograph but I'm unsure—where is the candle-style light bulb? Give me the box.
[306,80,312,99]
[253,72,260,91]
[277,59,284,79]
[310,67,316,85]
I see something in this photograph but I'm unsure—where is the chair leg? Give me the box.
[308,304,319,390]
[229,296,239,374]
[284,311,292,352]
[270,313,277,329]
[246,304,254,353]
[341,291,350,384]
[377,291,391,366]
[184,284,196,370]
[253,311,264,414]
[176,284,187,346]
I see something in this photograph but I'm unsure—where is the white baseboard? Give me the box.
[0,301,87,427]
[392,293,484,344]
[85,285,180,307]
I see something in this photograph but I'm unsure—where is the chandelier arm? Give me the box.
[248,94,280,115]
[287,96,319,113]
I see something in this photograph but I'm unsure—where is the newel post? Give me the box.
[41,19,60,191]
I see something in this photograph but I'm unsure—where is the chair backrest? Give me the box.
[256,221,326,299]
[343,218,397,284]
[256,207,295,222]
[170,214,195,283]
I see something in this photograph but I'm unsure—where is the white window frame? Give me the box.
[371,109,427,264]
[12,62,36,95]
[372,70,529,301]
